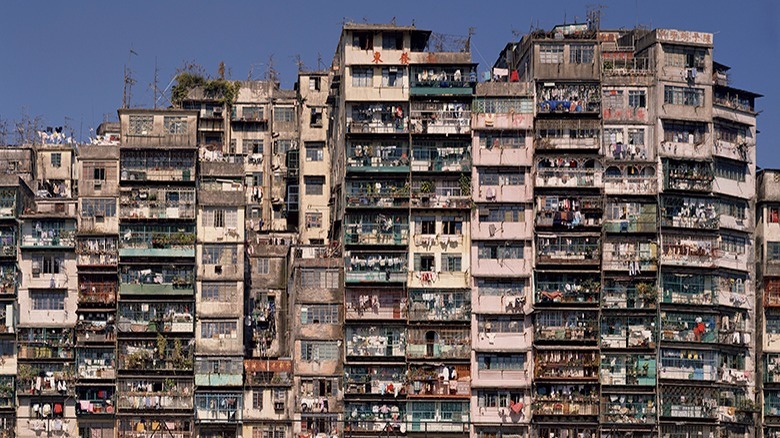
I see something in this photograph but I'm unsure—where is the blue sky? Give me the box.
[1,0,777,166]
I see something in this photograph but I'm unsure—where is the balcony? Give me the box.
[473,133,532,166]
[660,386,718,420]
[534,119,601,151]
[407,327,470,360]
[345,251,407,284]
[662,272,716,306]
[78,279,117,306]
[117,301,194,334]
[602,57,652,76]
[604,202,657,234]
[195,393,242,423]
[344,215,409,246]
[659,348,717,381]
[766,280,780,308]
[660,235,718,268]
[76,237,118,267]
[117,377,193,410]
[535,274,600,306]
[118,418,192,438]
[601,394,656,425]
[345,288,407,321]
[601,240,657,273]
[345,365,407,396]
[600,354,656,386]
[345,179,409,209]
[76,348,115,380]
[345,326,406,359]
[714,138,753,163]
[0,304,12,334]
[663,159,714,192]
[17,362,74,396]
[533,384,599,418]
[0,376,12,409]
[407,365,470,398]
[18,327,73,360]
[76,387,115,415]
[120,149,196,182]
[600,315,656,349]
[192,357,242,387]
[408,270,469,289]
[536,195,602,229]
[535,157,602,189]
[660,195,718,230]
[601,280,657,310]
[348,103,409,135]
[120,266,195,296]
[343,402,406,434]
[603,165,658,195]
[76,312,115,344]
[0,264,15,296]
[535,350,599,381]
[537,83,601,114]
[410,66,476,96]
[346,141,410,173]
[535,311,598,344]
[21,222,75,248]
[119,225,196,258]
[0,189,16,219]
[0,229,14,258]
[411,143,471,173]
[119,187,196,220]
[244,359,292,387]
[410,102,471,135]
[661,311,717,344]
[536,234,600,266]
[408,289,470,322]
[407,401,470,433]
[118,339,194,373]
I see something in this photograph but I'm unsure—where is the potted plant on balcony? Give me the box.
[636,282,657,307]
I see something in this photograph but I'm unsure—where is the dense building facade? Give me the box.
[0,19,765,438]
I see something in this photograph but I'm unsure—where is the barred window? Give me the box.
[81,198,116,217]
[715,159,747,182]
[664,86,704,106]
[273,107,295,123]
[540,44,564,63]
[569,44,594,63]
[628,90,647,108]
[665,45,706,69]
[352,67,373,87]
[768,242,780,261]
[163,116,188,134]
[201,321,238,339]
[201,283,234,302]
[203,208,238,228]
[300,341,339,361]
[441,253,462,272]
[31,291,66,310]
[301,304,339,324]
[479,131,526,149]
[305,212,322,229]
[477,353,526,370]
[201,245,238,265]
[477,242,525,260]
[473,98,533,114]
[479,205,525,222]
[301,269,339,289]
[129,115,153,135]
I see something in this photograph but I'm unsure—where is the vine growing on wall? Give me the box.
[171,72,240,108]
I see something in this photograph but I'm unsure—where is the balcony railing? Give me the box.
[76,349,116,380]
[535,351,599,380]
[21,226,75,248]
[602,57,651,75]
[344,222,409,246]
[18,327,73,359]
[604,175,657,195]
[78,281,117,306]
[0,265,15,296]
[119,225,196,257]
[533,396,599,417]
[18,363,74,396]
[345,289,406,321]
[600,354,656,386]
[119,187,196,220]
[601,317,656,349]
[535,168,602,189]
[76,237,118,266]
[407,365,470,398]
[535,312,598,343]
[76,315,115,344]
[601,242,657,273]
[601,395,656,424]
[601,283,657,310]
[347,142,410,173]
[536,196,603,228]
[537,83,601,114]
[660,236,718,268]
[407,328,470,360]
[120,267,195,296]
[661,312,717,343]
[410,146,471,172]
[663,160,714,192]
[345,327,406,358]
[660,196,719,230]
[659,349,717,381]
[408,289,470,322]
[536,277,601,306]
[345,252,407,284]
[118,341,194,372]
[410,67,476,95]
[345,365,407,396]
[410,105,471,135]
[195,393,242,423]
[537,235,600,265]
[117,302,194,334]
[346,181,409,209]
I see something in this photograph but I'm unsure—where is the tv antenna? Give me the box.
[123,46,138,108]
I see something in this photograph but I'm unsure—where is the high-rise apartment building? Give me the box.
[0,18,764,438]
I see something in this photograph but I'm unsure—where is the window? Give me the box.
[201,321,238,339]
[479,205,526,222]
[382,67,401,87]
[478,317,524,334]
[352,67,373,87]
[479,131,526,149]
[628,90,647,108]
[602,90,624,109]
[32,254,62,277]
[202,245,238,265]
[163,116,188,134]
[129,115,153,135]
[353,31,373,50]
[479,169,525,186]
[310,108,323,127]
[477,353,526,370]
[769,242,780,261]
[251,172,264,187]
[300,341,339,361]
[301,269,340,289]
[770,207,780,224]
[478,242,525,260]
[203,208,238,229]
[441,254,462,272]
[274,139,292,155]
[50,153,62,168]
[305,212,322,229]
[246,139,264,154]
[382,32,403,50]
[720,234,746,255]
[569,44,594,63]
[92,167,106,182]
[273,107,295,123]
[473,98,533,114]
[305,176,325,195]
[441,217,463,235]
[715,159,747,182]
[81,198,116,218]
[540,44,564,63]
[201,283,233,302]
[308,77,321,91]
[242,106,264,120]
[417,217,436,235]
[665,45,706,70]
[414,254,435,272]
[627,128,645,146]
[305,143,324,161]
[31,291,66,310]
[717,198,747,220]
[252,391,263,410]
[663,121,707,144]
[252,425,286,438]
[257,258,270,275]
[301,304,339,324]
[664,86,704,106]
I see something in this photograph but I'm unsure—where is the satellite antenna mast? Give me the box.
[153,57,160,109]
[294,55,305,73]
[123,47,138,108]
[587,4,607,31]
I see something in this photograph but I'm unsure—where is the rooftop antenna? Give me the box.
[294,55,305,73]
[123,46,138,109]
[317,52,324,70]
[265,55,278,85]
[587,4,607,31]
[152,57,159,109]
[467,27,475,52]
[218,61,226,79]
